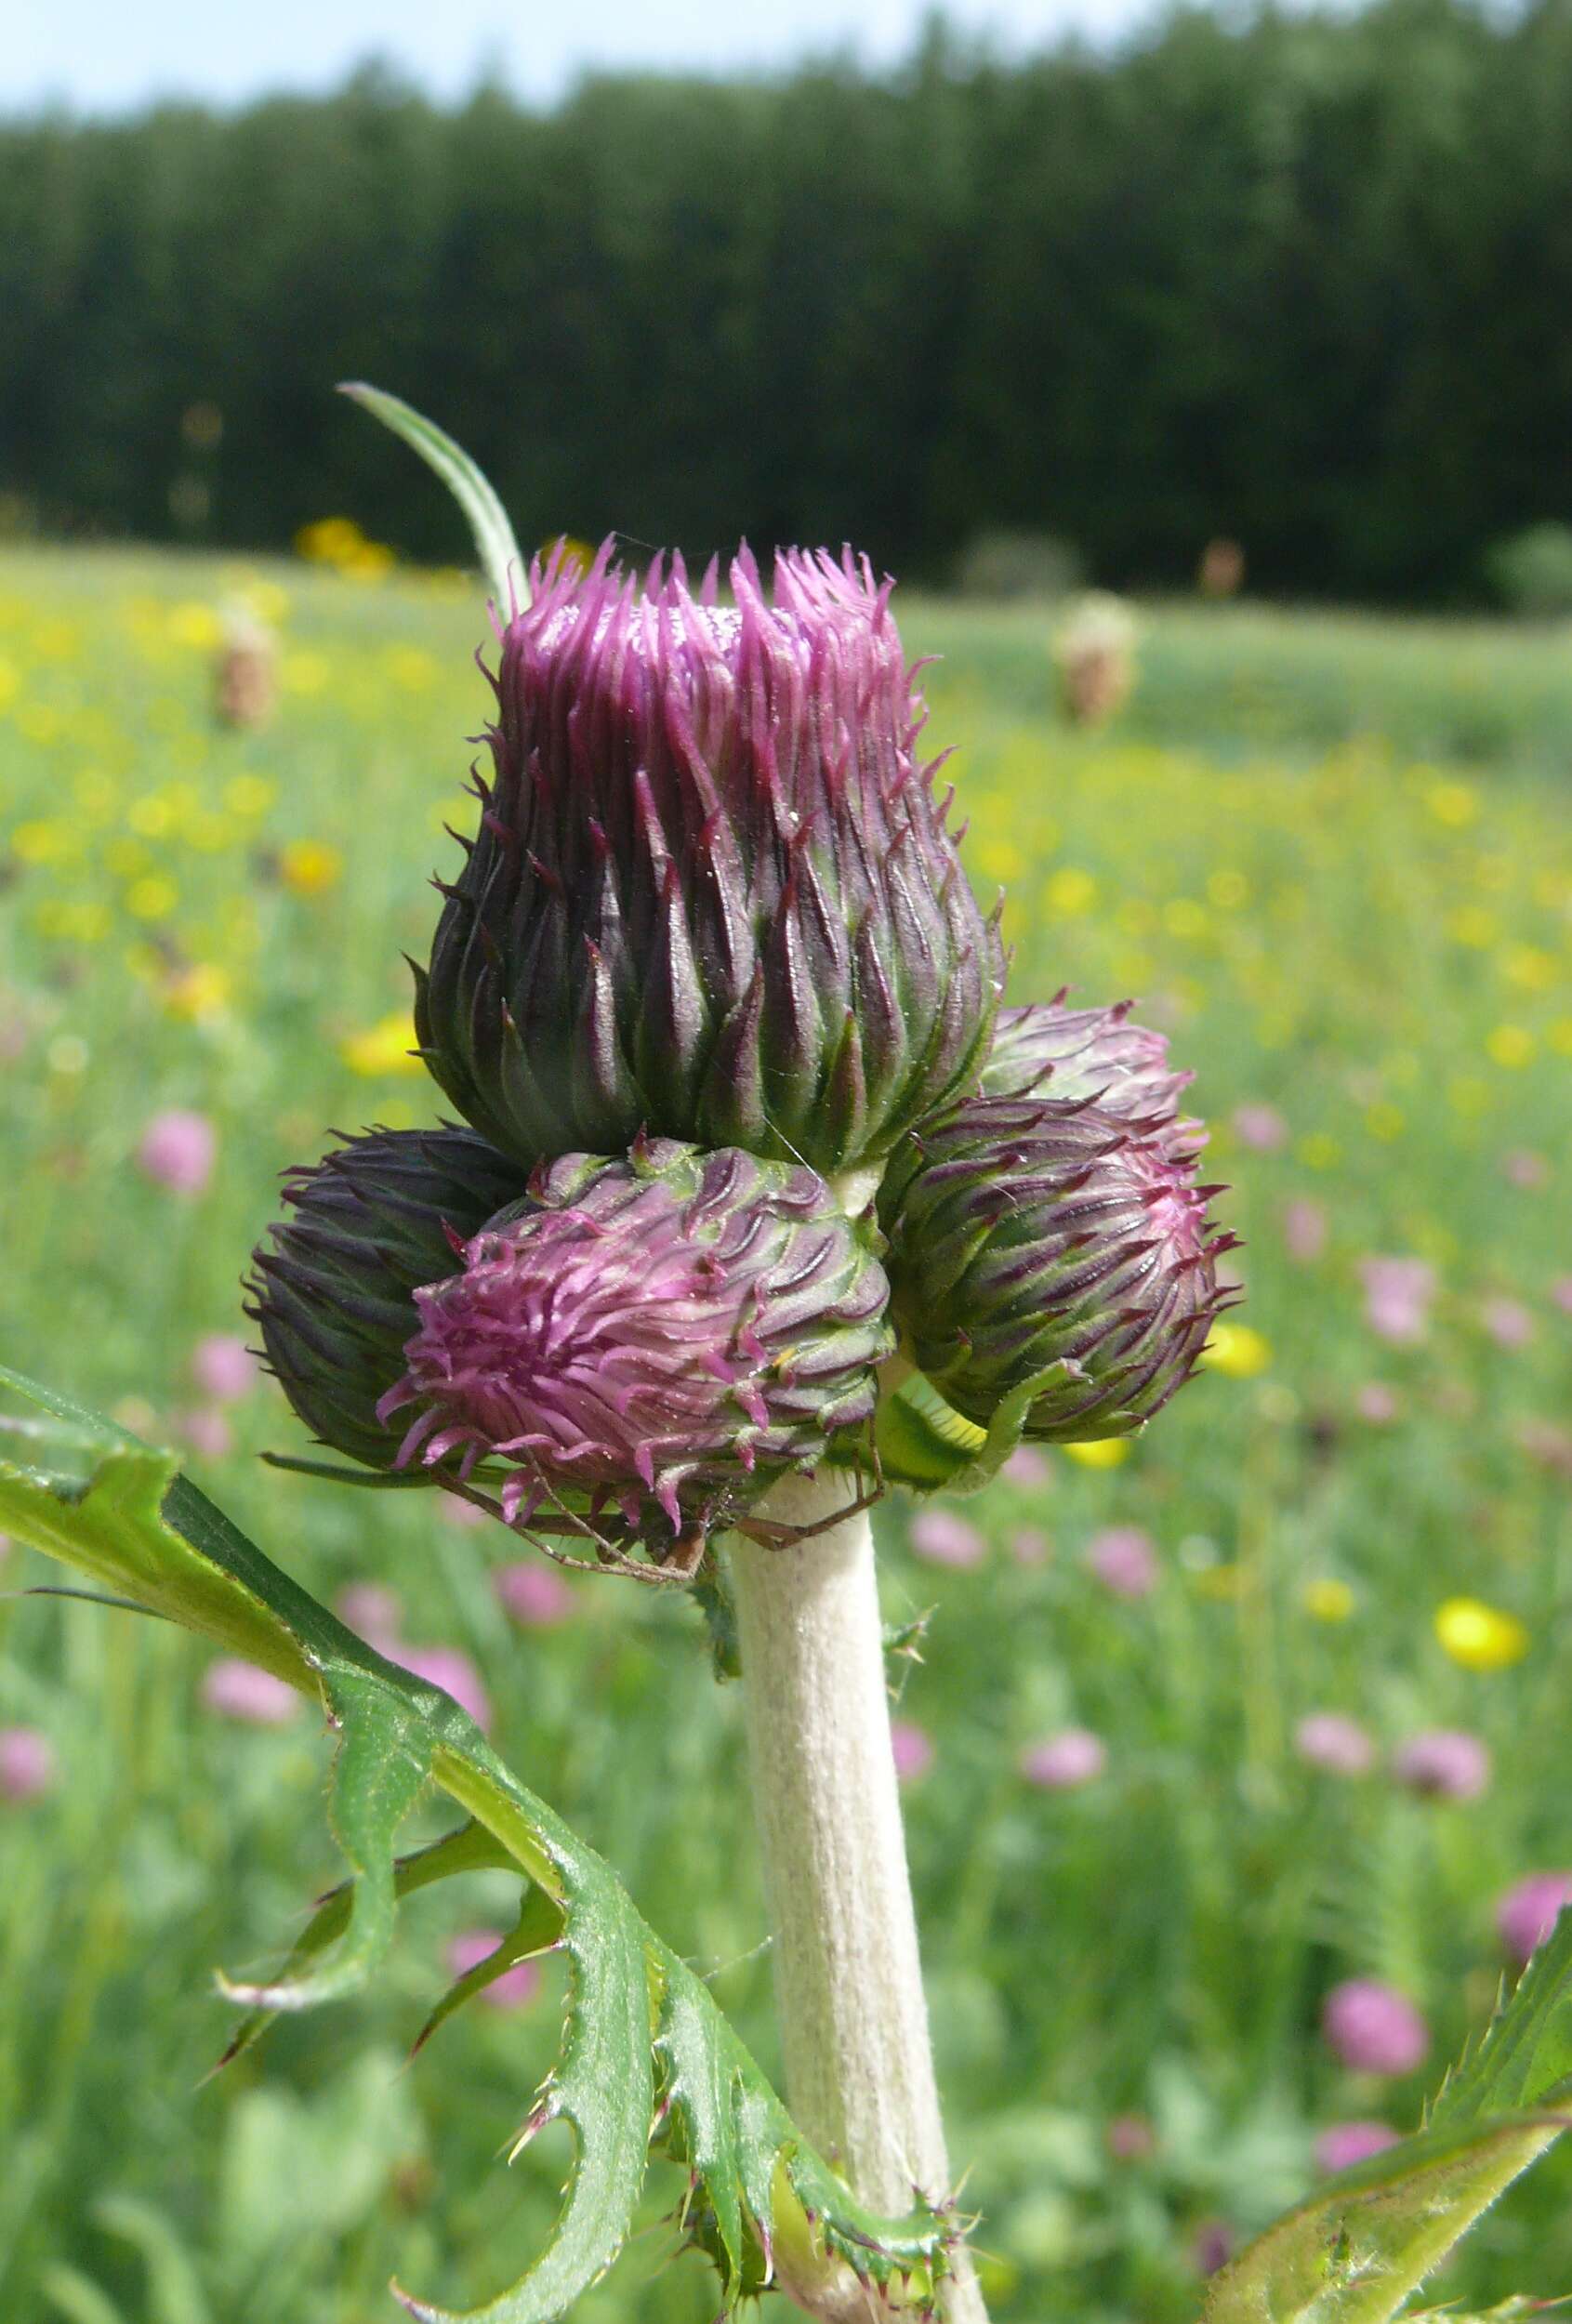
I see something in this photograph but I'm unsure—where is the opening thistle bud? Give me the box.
[982,996,1202,1155]
[878,1094,1230,1442]
[416,543,1004,1176]
[376,1140,892,1549]
[248,1126,531,1470]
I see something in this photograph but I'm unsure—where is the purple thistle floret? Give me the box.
[878,1092,1231,1442]
[1314,2121,1400,2173]
[376,1140,892,1546]
[416,542,1004,1176]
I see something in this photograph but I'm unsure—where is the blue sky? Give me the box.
[7,0,1156,114]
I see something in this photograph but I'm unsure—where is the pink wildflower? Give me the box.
[1021,1728,1106,1789]
[0,1725,58,1801]
[191,1334,258,1403]
[200,1658,300,1725]
[1392,1729,1491,1802]
[1481,1296,1534,1350]
[1496,1872,1572,1965]
[1086,1525,1158,1599]
[336,1583,403,1650]
[177,1408,232,1460]
[1314,2121,1400,2173]
[445,1929,542,2010]
[1000,1446,1051,1486]
[1233,1103,1288,1152]
[393,1644,492,1733]
[1295,1712,1376,1777]
[1322,1980,1429,2076]
[909,1510,987,1569]
[1354,1383,1400,1425]
[495,1562,577,1629]
[1359,1257,1435,1345]
[891,1720,935,1782]
[1283,1198,1328,1262]
[137,1109,216,1195]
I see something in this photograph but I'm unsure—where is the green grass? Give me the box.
[2,545,1570,2323]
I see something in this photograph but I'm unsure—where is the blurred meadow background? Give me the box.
[4,0,1572,2317]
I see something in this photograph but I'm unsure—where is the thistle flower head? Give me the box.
[376,1140,892,1549]
[416,542,1002,1175]
[878,1093,1228,1443]
[248,1125,531,1470]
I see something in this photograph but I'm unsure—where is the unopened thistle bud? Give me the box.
[416,544,1003,1176]
[248,1125,530,1469]
[376,1139,892,1546]
[982,996,1200,1153]
[878,1095,1229,1442]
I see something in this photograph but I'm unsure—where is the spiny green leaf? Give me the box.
[1202,2112,1566,2324]
[1204,1924,1572,2324]
[339,383,524,612]
[0,1365,951,2323]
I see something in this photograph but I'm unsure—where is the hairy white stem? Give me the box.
[728,1472,987,2321]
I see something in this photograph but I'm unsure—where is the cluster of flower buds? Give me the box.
[252,528,1224,1570]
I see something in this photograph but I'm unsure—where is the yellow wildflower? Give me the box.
[1199,1322,1272,1380]
[163,963,231,1022]
[1044,866,1098,915]
[126,875,178,921]
[1486,1024,1535,1069]
[1303,1578,1355,1623]
[1435,1596,1528,1671]
[280,839,344,896]
[340,1010,422,1077]
[1063,1437,1130,1471]
[1426,778,1478,828]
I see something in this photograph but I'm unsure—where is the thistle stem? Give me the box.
[728,1473,987,2321]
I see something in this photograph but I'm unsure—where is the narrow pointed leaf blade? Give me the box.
[339,382,524,611]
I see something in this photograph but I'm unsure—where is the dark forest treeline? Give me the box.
[3,1,1571,600]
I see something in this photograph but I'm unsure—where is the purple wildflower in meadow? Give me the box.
[1000,1446,1050,1486]
[1359,1257,1435,1345]
[1294,1712,1376,1777]
[1481,1295,1535,1350]
[1552,1276,1572,1317]
[1354,1383,1400,1425]
[191,1334,258,1403]
[495,1561,577,1630]
[1501,1149,1550,1190]
[1283,1197,1328,1262]
[0,1726,58,1802]
[1021,1728,1106,1789]
[890,1721,935,1782]
[909,1509,987,1569]
[1010,1526,1050,1565]
[445,1929,542,2010]
[1232,1102,1288,1152]
[1189,2221,1235,2276]
[1322,1980,1430,2076]
[1085,1525,1158,1599]
[391,1645,492,1734]
[1392,1729,1491,1802]
[200,1658,300,1726]
[336,1582,403,1651]
[1105,2113,1156,2160]
[1314,2121,1400,2172]
[137,1109,216,1196]
[176,1408,232,1460]
[1496,1872,1572,1965]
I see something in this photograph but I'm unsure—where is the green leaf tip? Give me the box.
[1206,1918,1572,2324]
[0,1362,952,2322]
[338,382,525,613]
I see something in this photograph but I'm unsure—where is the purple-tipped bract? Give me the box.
[376,1139,892,1547]
[416,543,1003,1174]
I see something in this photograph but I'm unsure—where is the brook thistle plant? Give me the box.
[11,388,1572,2324]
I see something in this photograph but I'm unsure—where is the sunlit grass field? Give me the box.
[2,544,1570,2324]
